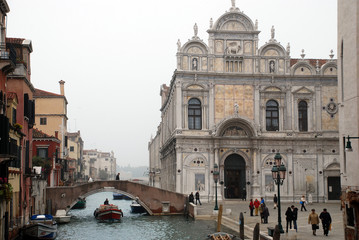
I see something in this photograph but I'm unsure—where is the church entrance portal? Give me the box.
[224,154,246,199]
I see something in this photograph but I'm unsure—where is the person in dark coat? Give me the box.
[319,208,332,236]
[262,203,269,224]
[189,192,194,204]
[291,205,298,232]
[285,207,293,232]
[195,191,202,205]
[104,198,109,205]
[115,173,120,180]
[249,199,254,216]
[273,194,278,209]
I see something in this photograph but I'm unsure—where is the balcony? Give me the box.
[0,42,16,73]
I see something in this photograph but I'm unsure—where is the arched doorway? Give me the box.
[224,154,246,199]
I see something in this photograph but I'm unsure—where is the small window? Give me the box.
[12,107,16,125]
[40,117,47,125]
[37,148,48,159]
[70,146,74,152]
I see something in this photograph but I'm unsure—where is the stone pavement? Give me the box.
[195,200,344,240]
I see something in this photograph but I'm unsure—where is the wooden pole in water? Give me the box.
[216,204,223,232]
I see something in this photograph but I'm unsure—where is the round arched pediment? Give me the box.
[215,117,256,137]
[259,43,286,57]
[182,41,209,55]
[213,12,255,31]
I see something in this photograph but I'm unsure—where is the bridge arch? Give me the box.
[46,181,186,216]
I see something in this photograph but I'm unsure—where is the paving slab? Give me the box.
[195,200,344,240]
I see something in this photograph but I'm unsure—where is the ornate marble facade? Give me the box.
[149,1,339,203]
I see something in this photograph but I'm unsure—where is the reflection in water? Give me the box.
[57,192,231,240]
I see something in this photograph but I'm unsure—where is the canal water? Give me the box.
[57,191,236,240]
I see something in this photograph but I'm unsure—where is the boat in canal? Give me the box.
[113,193,132,200]
[22,214,58,239]
[130,200,146,213]
[72,197,86,209]
[53,210,71,224]
[94,204,124,222]
[207,232,237,240]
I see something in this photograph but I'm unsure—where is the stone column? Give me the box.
[208,82,215,129]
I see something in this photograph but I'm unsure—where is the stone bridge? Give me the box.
[46,181,187,216]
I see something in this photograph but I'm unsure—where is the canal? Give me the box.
[57,191,235,240]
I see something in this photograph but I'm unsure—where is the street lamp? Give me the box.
[344,135,359,152]
[271,153,286,234]
[213,163,219,210]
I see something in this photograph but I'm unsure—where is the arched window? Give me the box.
[188,98,202,130]
[266,100,279,131]
[298,100,308,132]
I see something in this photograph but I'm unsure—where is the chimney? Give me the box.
[59,80,65,95]
[55,131,58,139]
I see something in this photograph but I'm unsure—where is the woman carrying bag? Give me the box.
[308,209,320,236]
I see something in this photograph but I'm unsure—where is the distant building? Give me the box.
[83,149,116,180]
[338,0,359,239]
[33,81,68,160]
[149,1,339,203]
[67,131,84,181]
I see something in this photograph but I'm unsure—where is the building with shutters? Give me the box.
[149,1,339,203]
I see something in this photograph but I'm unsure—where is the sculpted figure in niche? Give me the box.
[192,58,198,70]
[269,60,275,73]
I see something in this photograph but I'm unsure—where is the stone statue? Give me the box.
[192,58,198,70]
[234,103,239,115]
[210,18,213,28]
[231,0,236,7]
[194,23,198,37]
[286,42,290,54]
[269,60,275,73]
[271,25,275,39]
[177,39,181,51]
[255,19,258,31]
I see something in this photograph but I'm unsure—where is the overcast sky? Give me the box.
[6,0,337,167]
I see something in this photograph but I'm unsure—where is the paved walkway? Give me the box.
[196,200,344,240]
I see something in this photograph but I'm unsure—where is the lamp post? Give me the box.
[344,135,359,152]
[271,153,286,234]
[213,163,219,210]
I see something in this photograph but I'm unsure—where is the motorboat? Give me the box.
[22,214,57,239]
[207,232,237,240]
[53,210,71,224]
[130,200,146,214]
[72,197,86,209]
[113,193,132,200]
[94,204,123,222]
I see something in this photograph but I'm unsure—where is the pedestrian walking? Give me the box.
[291,205,298,232]
[254,199,260,216]
[262,203,269,224]
[259,203,264,223]
[300,195,307,211]
[195,191,202,205]
[285,207,293,232]
[189,192,194,204]
[249,199,254,216]
[116,173,120,180]
[273,194,278,209]
[319,208,332,236]
[308,209,320,236]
